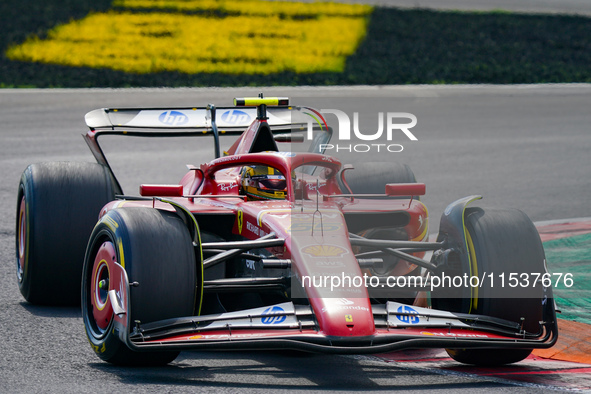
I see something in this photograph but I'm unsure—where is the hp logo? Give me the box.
[261,306,286,325]
[159,110,188,126]
[221,110,251,125]
[396,305,420,324]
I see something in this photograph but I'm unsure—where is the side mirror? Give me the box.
[385,183,426,197]
[140,184,183,197]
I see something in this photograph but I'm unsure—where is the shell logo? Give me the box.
[301,244,348,257]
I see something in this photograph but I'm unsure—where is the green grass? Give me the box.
[543,233,591,325]
[1,0,591,87]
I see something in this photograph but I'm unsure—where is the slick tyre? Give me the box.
[16,162,116,306]
[342,161,419,279]
[339,161,416,194]
[438,208,548,366]
[82,208,197,366]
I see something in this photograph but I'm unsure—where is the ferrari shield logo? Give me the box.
[237,209,243,234]
[345,314,353,323]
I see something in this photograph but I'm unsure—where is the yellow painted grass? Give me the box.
[114,0,371,16]
[6,1,371,75]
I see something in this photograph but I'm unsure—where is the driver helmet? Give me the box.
[240,165,287,200]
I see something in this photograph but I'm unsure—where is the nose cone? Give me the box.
[312,297,375,338]
[282,208,377,339]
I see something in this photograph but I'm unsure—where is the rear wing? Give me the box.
[83,98,331,195]
[85,106,296,133]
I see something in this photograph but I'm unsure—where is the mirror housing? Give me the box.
[140,184,183,197]
[385,183,426,197]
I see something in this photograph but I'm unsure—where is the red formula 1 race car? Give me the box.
[16,96,557,367]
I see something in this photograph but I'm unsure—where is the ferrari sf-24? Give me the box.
[16,96,557,366]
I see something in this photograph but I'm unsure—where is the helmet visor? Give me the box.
[257,177,287,191]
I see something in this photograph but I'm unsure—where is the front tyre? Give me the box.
[82,208,198,366]
[436,208,549,366]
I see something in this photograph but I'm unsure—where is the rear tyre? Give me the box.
[342,161,419,279]
[82,208,198,366]
[339,161,416,194]
[16,162,116,306]
[435,208,547,366]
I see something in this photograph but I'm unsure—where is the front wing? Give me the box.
[106,261,557,354]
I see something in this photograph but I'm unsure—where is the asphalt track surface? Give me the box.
[1,85,590,393]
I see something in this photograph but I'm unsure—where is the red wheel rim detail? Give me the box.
[91,241,116,331]
[17,196,26,282]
